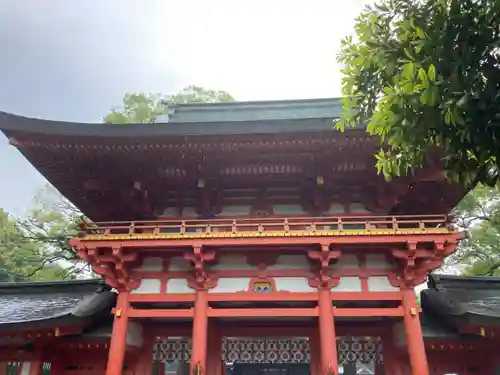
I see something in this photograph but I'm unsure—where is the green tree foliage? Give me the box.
[337,0,500,186]
[168,85,235,106]
[449,184,500,276]
[103,85,235,124]
[0,186,91,281]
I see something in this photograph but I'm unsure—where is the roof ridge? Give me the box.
[428,274,500,290]
[0,278,105,290]
[172,97,342,110]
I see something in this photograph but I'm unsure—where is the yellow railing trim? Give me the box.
[80,228,454,241]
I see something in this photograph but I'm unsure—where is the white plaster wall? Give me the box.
[132,278,161,294]
[367,276,399,292]
[158,207,178,218]
[166,278,194,293]
[209,277,251,293]
[127,321,144,347]
[21,363,30,375]
[274,277,316,292]
[209,254,255,271]
[349,202,371,213]
[220,205,252,216]
[273,204,304,215]
[365,254,392,269]
[325,203,345,214]
[332,277,362,291]
[331,254,359,270]
[168,257,191,271]
[133,257,163,272]
[182,207,198,217]
[268,255,309,270]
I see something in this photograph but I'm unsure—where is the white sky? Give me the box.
[132,0,372,102]
[0,0,373,214]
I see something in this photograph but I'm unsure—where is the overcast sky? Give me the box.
[0,0,370,215]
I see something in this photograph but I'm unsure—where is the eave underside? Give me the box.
[3,127,466,221]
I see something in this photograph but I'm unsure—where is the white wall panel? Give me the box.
[367,276,399,291]
[332,277,362,291]
[274,277,316,292]
[166,278,194,293]
[132,278,161,294]
[209,277,251,293]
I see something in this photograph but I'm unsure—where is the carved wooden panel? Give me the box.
[337,336,383,364]
[221,338,310,364]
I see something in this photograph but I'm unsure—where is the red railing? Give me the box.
[79,214,453,238]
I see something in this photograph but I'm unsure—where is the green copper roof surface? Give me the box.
[166,98,342,123]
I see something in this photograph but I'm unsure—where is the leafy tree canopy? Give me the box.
[103,85,234,124]
[448,183,500,276]
[337,0,500,186]
[0,186,91,281]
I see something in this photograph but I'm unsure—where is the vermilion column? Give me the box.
[318,288,338,375]
[28,346,43,375]
[106,291,130,375]
[401,288,429,375]
[191,289,209,375]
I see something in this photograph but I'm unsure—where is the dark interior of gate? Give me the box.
[152,336,383,375]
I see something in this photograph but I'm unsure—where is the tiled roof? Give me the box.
[0,98,348,137]
[421,274,500,328]
[0,279,115,331]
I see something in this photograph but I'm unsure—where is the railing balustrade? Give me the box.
[78,214,453,238]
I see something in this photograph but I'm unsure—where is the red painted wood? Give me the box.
[401,289,429,375]
[318,288,338,375]
[105,292,130,375]
[191,290,208,375]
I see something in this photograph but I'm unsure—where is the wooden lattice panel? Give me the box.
[152,336,383,365]
[337,336,383,364]
[221,338,310,364]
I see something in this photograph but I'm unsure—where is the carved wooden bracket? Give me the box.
[184,245,217,290]
[390,239,460,287]
[307,243,341,289]
[74,244,139,291]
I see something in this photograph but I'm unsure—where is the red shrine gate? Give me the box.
[69,214,462,375]
[0,98,475,375]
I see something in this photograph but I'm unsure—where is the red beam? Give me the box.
[207,307,319,317]
[128,291,402,303]
[76,233,461,249]
[207,292,318,302]
[333,307,403,317]
[128,308,193,318]
[331,291,402,301]
[129,293,196,303]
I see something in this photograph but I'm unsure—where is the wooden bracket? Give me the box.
[307,243,341,289]
[184,245,217,290]
[77,245,139,291]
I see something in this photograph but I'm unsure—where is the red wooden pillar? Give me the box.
[28,345,43,375]
[191,290,209,375]
[401,289,428,375]
[106,291,130,375]
[318,288,338,375]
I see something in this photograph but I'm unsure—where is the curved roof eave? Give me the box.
[0,110,358,139]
